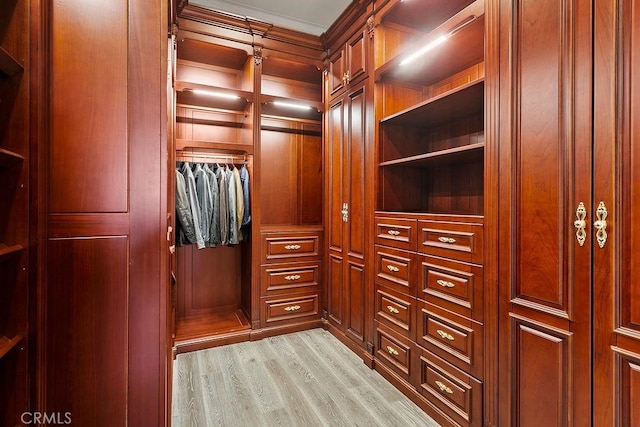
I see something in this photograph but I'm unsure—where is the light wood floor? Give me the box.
[172,328,440,426]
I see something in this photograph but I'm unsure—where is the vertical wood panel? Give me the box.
[619,356,640,427]
[328,253,343,325]
[515,0,565,308]
[346,261,365,343]
[347,86,365,259]
[50,0,128,213]
[45,237,128,425]
[299,132,322,225]
[514,320,569,426]
[328,101,344,252]
[260,129,297,225]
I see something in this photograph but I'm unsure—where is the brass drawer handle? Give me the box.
[284,275,301,281]
[435,380,454,394]
[386,305,400,314]
[437,237,456,244]
[284,244,302,250]
[386,346,399,356]
[436,279,455,288]
[436,330,455,341]
[387,230,401,236]
[386,265,400,272]
[284,305,301,312]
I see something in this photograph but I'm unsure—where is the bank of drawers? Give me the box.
[374,213,484,426]
[260,229,322,327]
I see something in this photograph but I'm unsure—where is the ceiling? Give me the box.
[190,0,354,36]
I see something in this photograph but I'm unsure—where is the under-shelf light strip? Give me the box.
[272,101,313,111]
[399,15,479,66]
[191,88,241,100]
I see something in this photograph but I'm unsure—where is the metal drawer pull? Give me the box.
[436,279,455,288]
[284,305,301,312]
[284,244,301,250]
[386,265,400,272]
[387,305,400,314]
[437,330,455,341]
[594,201,608,248]
[435,380,454,394]
[386,346,399,356]
[387,230,401,236]
[574,202,587,246]
[284,275,301,281]
[437,237,456,244]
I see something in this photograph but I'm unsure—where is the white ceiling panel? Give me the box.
[191,0,353,35]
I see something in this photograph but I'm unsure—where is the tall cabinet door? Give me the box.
[326,81,369,350]
[497,0,594,425]
[593,0,640,424]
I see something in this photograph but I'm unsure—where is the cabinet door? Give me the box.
[328,48,346,98]
[498,0,593,425]
[593,0,640,424]
[346,29,367,85]
[326,82,369,349]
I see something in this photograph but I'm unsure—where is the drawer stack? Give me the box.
[260,227,323,329]
[373,212,484,426]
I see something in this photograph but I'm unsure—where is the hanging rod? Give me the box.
[176,152,248,164]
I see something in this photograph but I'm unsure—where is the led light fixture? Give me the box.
[192,89,241,100]
[272,101,313,111]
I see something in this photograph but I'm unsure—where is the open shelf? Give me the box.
[0,334,23,360]
[381,79,484,127]
[375,0,484,86]
[0,244,24,262]
[176,139,254,154]
[0,47,23,77]
[174,310,251,354]
[380,142,484,168]
[0,149,25,169]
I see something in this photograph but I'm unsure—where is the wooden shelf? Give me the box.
[175,80,253,102]
[0,334,23,360]
[379,142,484,167]
[0,148,25,169]
[174,310,251,354]
[0,47,23,77]
[0,244,24,261]
[381,79,484,128]
[375,0,485,86]
[176,139,253,154]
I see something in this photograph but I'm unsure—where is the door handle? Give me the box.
[574,202,587,246]
[341,203,349,222]
[594,201,608,248]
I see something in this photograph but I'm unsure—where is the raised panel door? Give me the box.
[328,48,345,97]
[498,0,593,424]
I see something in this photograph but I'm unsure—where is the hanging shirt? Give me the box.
[180,162,205,249]
[193,163,213,247]
[203,164,220,248]
[227,166,239,245]
[240,165,251,227]
[175,167,196,247]
[232,166,244,242]
[217,164,230,245]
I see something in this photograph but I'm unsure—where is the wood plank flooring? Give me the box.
[172,328,440,426]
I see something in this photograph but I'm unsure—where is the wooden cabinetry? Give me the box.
[0,0,29,423]
[371,0,486,425]
[497,0,640,424]
[328,28,368,98]
[325,76,373,355]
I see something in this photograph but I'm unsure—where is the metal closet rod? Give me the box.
[176,151,249,164]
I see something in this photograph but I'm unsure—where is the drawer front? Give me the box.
[376,287,415,340]
[375,325,412,381]
[262,263,321,295]
[375,217,418,251]
[420,255,484,321]
[375,245,416,296]
[418,220,483,264]
[262,232,322,263]
[418,350,483,427]
[417,302,483,378]
[263,293,320,325]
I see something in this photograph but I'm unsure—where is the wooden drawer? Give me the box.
[262,293,320,326]
[375,245,417,296]
[417,301,483,379]
[419,255,484,321]
[418,349,483,427]
[261,263,321,295]
[375,216,418,251]
[375,324,413,382]
[375,286,416,341]
[418,220,483,264]
[261,231,322,264]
